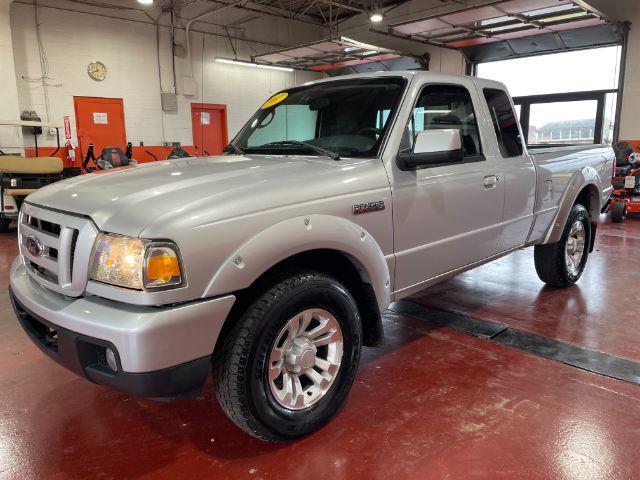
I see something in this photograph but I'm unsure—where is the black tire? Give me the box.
[0,218,10,233]
[212,271,362,442]
[611,202,626,223]
[534,204,591,288]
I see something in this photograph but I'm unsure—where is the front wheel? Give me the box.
[212,271,362,441]
[534,204,591,288]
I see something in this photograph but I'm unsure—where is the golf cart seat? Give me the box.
[0,155,63,175]
[1,156,64,230]
[5,188,38,196]
[0,156,63,192]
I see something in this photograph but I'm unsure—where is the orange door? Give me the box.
[191,104,228,156]
[74,97,126,159]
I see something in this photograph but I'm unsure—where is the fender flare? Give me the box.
[203,214,391,312]
[544,166,602,245]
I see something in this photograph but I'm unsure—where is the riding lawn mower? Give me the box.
[607,142,640,223]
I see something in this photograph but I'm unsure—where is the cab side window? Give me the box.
[406,84,482,158]
[483,88,523,158]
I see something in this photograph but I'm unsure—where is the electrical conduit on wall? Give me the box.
[0,0,24,154]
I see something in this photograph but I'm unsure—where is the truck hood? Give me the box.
[27,154,379,237]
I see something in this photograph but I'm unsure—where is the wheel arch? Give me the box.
[574,183,601,220]
[205,215,391,347]
[544,166,602,246]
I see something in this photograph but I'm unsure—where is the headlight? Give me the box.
[90,233,183,290]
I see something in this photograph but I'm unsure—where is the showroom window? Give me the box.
[528,100,597,145]
[476,46,621,146]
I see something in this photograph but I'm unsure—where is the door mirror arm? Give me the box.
[397,148,464,170]
[396,129,465,171]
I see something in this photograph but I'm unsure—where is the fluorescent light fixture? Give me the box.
[341,37,388,53]
[255,63,294,72]
[137,0,153,4]
[214,57,293,72]
[362,50,379,56]
[370,11,383,22]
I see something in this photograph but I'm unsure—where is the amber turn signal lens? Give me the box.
[146,254,180,280]
[143,244,183,288]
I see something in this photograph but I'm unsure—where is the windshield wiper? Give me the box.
[223,142,245,155]
[259,141,340,161]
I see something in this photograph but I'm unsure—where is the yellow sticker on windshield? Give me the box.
[261,92,288,109]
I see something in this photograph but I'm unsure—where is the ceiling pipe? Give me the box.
[185,0,247,78]
[240,1,324,26]
[317,0,366,14]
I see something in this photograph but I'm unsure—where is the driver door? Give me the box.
[392,80,505,293]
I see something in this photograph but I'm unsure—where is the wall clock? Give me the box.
[87,61,107,81]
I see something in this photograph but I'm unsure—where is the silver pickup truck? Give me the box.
[9,71,613,441]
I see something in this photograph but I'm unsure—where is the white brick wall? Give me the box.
[1,0,23,153]
[9,2,323,149]
[8,1,469,151]
[619,11,640,141]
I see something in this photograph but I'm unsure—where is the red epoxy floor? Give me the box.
[412,214,640,362]
[2,218,640,479]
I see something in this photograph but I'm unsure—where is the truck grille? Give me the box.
[19,203,98,297]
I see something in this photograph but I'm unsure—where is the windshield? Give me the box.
[231,77,407,158]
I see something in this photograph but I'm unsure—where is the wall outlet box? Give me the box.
[161,93,178,112]
[181,77,198,96]
[48,127,57,135]
[174,44,186,57]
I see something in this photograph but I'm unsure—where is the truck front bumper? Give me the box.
[9,259,236,399]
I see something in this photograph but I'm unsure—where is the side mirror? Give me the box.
[397,129,464,171]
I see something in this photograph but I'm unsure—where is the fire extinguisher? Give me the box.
[65,140,75,163]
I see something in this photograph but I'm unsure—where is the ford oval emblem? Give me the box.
[26,235,45,257]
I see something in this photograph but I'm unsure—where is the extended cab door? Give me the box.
[391,79,504,294]
[480,87,536,252]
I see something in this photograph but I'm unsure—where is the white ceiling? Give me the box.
[581,0,640,21]
[11,0,637,57]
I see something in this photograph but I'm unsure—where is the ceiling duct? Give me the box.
[251,36,427,73]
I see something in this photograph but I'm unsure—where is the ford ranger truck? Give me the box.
[9,72,614,442]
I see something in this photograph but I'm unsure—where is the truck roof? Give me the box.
[297,70,509,93]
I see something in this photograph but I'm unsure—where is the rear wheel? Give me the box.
[212,271,362,442]
[611,202,626,223]
[534,204,591,288]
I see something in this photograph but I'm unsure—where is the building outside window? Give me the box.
[476,46,621,146]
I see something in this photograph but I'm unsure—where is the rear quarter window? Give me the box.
[483,88,523,158]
